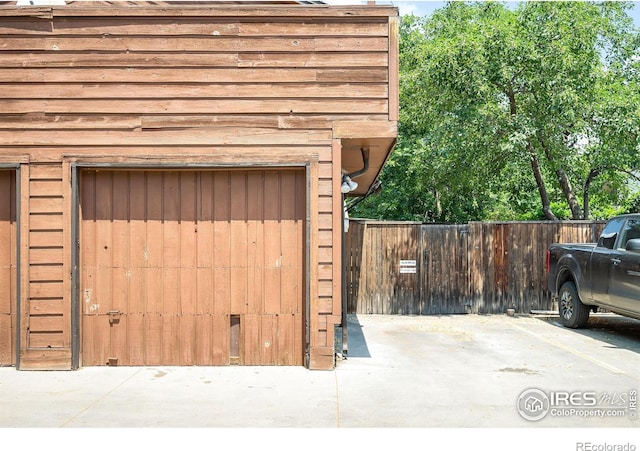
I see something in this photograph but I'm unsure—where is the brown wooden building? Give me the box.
[0,0,398,370]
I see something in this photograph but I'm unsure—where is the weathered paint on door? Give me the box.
[79,169,305,366]
[0,170,17,366]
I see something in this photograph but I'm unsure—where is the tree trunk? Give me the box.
[583,168,601,220]
[508,89,558,221]
[527,142,558,220]
[538,134,583,220]
[433,188,442,221]
[555,168,583,219]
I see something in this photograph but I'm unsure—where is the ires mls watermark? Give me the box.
[516,387,638,422]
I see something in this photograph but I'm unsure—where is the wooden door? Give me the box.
[79,169,305,366]
[0,170,16,366]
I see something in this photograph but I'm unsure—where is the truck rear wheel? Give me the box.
[558,281,590,328]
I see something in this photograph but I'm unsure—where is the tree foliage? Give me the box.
[352,1,640,222]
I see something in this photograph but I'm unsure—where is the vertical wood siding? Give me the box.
[80,169,305,366]
[0,170,17,365]
[346,220,606,315]
[421,224,471,314]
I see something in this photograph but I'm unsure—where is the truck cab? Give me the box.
[609,217,640,314]
[548,214,640,328]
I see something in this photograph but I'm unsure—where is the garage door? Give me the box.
[79,169,305,366]
[0,170,17,366]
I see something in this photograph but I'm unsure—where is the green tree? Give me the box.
[353,1,640,222]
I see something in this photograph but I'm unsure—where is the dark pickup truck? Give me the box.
[547,214,640,328]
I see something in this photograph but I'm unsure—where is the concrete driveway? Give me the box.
[1,313,639,429]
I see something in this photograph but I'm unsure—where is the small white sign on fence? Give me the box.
[399,259,417,274]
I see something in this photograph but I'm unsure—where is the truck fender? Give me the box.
[554,254,585,299]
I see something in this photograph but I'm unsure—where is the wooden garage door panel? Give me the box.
[80,169,305,366]
[0,170,17,366]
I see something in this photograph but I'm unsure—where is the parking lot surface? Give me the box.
[1,313,639,429]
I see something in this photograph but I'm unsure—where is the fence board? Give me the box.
[346,220,606,315]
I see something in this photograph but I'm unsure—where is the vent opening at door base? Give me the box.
[230,315,240,364]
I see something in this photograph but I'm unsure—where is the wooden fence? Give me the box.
[345,220,606,315]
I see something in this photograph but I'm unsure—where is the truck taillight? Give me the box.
[546,250,550,273]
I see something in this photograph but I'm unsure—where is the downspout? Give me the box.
[306,164,312,368]
[341,195,347,358]
[15,165,21,370]
[71,165,80,370]
[344,147,370,181]
[340,147,370,359]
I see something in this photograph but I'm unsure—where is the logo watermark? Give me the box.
[576,443,636,451]
[517,388,637,422]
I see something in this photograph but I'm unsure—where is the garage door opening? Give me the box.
[78,169,306,367]
[0,169,17,366]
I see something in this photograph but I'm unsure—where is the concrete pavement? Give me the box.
[1,313,639,429]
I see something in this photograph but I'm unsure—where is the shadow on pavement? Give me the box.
[538,313,640,356]
[345,314,371,358]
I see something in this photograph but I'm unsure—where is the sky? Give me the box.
[327,0,640,27]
